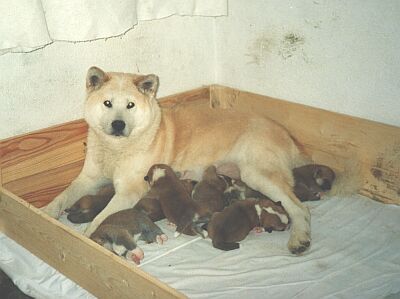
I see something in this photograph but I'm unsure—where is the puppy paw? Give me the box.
[252,227,265,233]
[156,234,168,245]
[167,222,177,228]
[126,247,144,265]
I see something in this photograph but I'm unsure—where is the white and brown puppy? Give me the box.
[145,164,205,236]
[207,199,289,251]
[90,208,167,265]
[43,66,311,254]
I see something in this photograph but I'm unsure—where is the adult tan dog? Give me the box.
[43,67,311,254]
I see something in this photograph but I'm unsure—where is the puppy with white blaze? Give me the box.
[43,66,311,254]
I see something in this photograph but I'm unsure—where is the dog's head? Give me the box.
[313,165,336,191]
[84,66,160,138]
[144,164,176,186]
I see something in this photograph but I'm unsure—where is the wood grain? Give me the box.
[3,160,83,208]
[0,188,186,299]
[210,85,400,205]
[0,119,87,184]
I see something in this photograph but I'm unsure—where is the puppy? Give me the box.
[135,177,197,222]
[90,208,167,265]
[145,164,206,236]
[192,165,227,215]
[66,178,197,224]
[65,184,114,223]
[293,164,335,201]
[207,198,289,251]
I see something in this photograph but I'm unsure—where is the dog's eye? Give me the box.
[103,100,112,108]
[144,175,149,181]
[127,102,135,109]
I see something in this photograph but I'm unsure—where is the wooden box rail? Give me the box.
[0,85,399,298]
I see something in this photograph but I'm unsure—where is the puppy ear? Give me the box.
[134,74,159,97]
[86,66,108,91]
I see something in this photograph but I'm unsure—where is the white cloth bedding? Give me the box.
[1,194,399,299]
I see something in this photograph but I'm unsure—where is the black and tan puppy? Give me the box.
[90,208,167,265]
[65,184,114,223]
[207,198,289,251]
[293,164,335,201]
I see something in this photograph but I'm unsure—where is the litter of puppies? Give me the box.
[65,163,335,264]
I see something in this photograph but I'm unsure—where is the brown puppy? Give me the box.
[293,164,335,201]
[65,184,114,223]
[192,165,227,215]
[66,178,197,223]
[145,164,205,236]
[135,178,197,222]
[90,208,167,265]
[207,198,289,251]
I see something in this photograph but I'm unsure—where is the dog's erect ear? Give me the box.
[134,74,159,97]
[86,66,108,91]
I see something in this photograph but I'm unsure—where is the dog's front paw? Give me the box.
[41,201,63,219]
[288,208,311,255]
[84,222,99,237]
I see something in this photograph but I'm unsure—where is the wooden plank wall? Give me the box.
[210,85,400,205]
[0,120,87,207]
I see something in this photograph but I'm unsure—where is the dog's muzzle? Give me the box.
[111,120,126,136]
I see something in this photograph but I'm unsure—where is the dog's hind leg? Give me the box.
[240,167,311,255]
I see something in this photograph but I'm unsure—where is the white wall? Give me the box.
[1,1,399,139]
[215,0,400,127]
[0,16,216,139]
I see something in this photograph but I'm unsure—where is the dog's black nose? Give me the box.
[112,120,126,132]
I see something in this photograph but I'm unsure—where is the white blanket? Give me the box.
[1,195,399,299]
